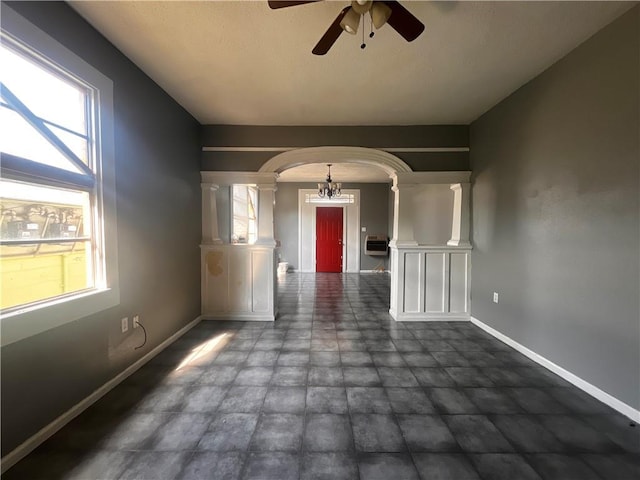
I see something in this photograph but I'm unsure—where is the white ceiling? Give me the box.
[70,1,633,126]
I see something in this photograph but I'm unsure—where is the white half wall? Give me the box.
[390,246,471,321]
[201,244,277,321]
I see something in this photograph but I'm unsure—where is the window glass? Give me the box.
[232,185,257,244]
[1,43,88,137]
[0,33,98,313]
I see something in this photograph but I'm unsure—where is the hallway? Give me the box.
[5,273,638,479]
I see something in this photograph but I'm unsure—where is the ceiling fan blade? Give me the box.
[268,1,319,9]
[382,1,425,42]
[312,6,350,56]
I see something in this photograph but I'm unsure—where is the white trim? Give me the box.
[201,313,275,322]
[259,146,413,176]
[470,316,640,422]
[203,146,469,153]
[396,313,471,322]
[0,316,203,474]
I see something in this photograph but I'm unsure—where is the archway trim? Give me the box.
[258,146,413,176]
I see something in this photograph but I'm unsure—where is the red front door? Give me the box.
[316,207,343,273]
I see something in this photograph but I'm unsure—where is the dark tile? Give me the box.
[213,351,250,365]
[491,415,566,453]
[308,367,344,386]
[271,366,308,386]
[304,414,353,452]
[306,386,348,414]
[310,351,341,366]
[277,351,310,366]
[540,415,622,453]
[386,387,436,414]
[61,451,133,480]
[343,367,381,386]
[357,453,419,480]
[365,339,397,351]
[525,453,600,480]
[135,385,189,412]
[445,368,494,387]
[301,452,358,480]
[234,367,273,386]
[181,385,228,413]
[242,452,299,480]
[376,367,419,387]
[346,387,392,413]
[581,453,640,480]
[245,351,279,367]
[218,386,268,413]
[470,454,541,480]
[199,366,240,386]
[119,451,189,480]
[419,340,457,351]
[445,415,514,453]
[412,368,457,387]
[197,413,258,451]
[102,412,169,450]
[412,453,481,480]
[432,351,472,367]
[340,351,373,366]
[393,340,424,352]
[250,414,304,452]
[482,367,529,387]
[311,338,339,351]
[397,415,459,452]
[371,352,406,367]
[583,414,640,453]
[263,386,306,413]
[401,352,439,367]
[179,452,244,480]
[465,388,522,414]
[507,388,569,414]
[152,413,210,450]
[429,388,479,414]
[351,414,407,452]
[548,387,615,415]
[254,339,284,351]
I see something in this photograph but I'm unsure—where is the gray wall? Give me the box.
[201,125,469,172]
[470,7,639,409]
[275,183,390,271]
[1,2,202,455]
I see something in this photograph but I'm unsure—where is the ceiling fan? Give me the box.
[268,0,425,55]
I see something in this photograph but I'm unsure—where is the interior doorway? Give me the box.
[316,207,343,272]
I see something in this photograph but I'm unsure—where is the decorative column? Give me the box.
[389,174,418,247]
[447,182,471,247]
[256,182,277,247]
[201,183,222,244]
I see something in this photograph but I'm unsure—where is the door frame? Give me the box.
[298,189,360,273]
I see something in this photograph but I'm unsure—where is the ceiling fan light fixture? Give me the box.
[370,2,392,29]
[340,8,361,35]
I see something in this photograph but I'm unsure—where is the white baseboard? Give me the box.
[201,313,275,322]
[1,315,203,474]
[359,270,390,274]
[470,316,640,422]
[395,313,471,322]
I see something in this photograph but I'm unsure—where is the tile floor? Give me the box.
[4,273,639,479]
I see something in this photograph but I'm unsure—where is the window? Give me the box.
[1,5,117,346]
[231,185,257,244]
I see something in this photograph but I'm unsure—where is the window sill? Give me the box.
[1,286,120,346]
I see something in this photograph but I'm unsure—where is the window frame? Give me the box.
[0,5,119,347]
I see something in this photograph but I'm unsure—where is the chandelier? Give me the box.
[318,164,342,199]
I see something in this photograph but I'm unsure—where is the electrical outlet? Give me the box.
[133,315,140,328]
[361,226,367,232]
[121,317,129,333]
[493,292,499,304]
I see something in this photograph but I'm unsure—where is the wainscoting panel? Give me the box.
[390,246,470,321]
[202,244,276,321]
